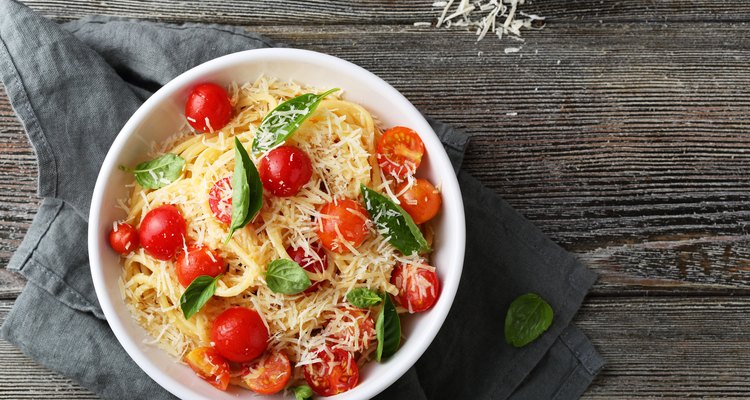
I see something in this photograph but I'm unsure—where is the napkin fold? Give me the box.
[0,1,604,399]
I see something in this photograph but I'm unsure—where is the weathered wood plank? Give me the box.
[1,297,750,398]
[252,23,750,294]
[2,21,750,294]
[18,0,750,24]
[577,297,750,398]
[0,87,38,298]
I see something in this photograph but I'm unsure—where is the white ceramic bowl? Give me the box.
[88,48,465,400]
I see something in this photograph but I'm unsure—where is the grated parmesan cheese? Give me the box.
[422,0,545,43]
[118,77,425,389]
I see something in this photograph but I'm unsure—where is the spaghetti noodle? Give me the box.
[117,77,428,390]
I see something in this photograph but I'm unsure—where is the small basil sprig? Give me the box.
[505,293,554,348]
[252,88,339,153]
[225,138,263,243]
[265,259,312,295]
[375,294,401,362]
[292,385,313,400]
[347,288,383,308]
[361,185,431,255]
[120,153,185,189]
[180,275,222,319]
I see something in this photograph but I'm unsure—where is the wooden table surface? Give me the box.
[2,0,750,398]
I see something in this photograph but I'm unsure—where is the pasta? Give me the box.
[117,76,431,390]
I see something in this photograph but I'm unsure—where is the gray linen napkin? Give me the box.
[0,1,605,399]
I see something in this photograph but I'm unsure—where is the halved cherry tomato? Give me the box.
[208,177,233,224]
[176,245,226,287]
[241,351,292,395]
[184,347,230,391]
[304,346,359,396]
[108,222,139,254]
[259,146,313,197]
[329,307,376,351]
[376,126,425,179]
[286,243,328,293]
[396,178,442,224]
[185,83,233,133]
[139,205,186,260]
[211,307,268,363]
[317,199,370,253]
[391,263,440,313]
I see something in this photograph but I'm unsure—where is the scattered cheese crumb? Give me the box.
[429,0,544,43]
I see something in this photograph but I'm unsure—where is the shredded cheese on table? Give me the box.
[419,0,545,43]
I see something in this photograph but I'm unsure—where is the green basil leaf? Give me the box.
[265,259,312,295]
[121,153,185,189]
[375,294,401,362]
[180,275,221,319]
[360,185,431,255]
[252,88,339,153]
[225,138,263,243]
[347,288,383,308]
[504,293,554,348]
[292,385,313,400]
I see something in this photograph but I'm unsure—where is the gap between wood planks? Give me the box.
[1,297,750,398]
[17,0,750,25]
[2,21,750,294]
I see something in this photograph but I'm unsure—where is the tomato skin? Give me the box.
[330,307,375,351]
[317,199,370,253]
[396,178,442,224]
[211,307,269,363]
[391,263,441,313]
[208,177,233,224]
[241,351,292,395]
[185,83,233,133]
[286,243,328,293]
[176,245,226,287]
[377,126,426,179]
[258,146,313,197]
[304,347,359,396]
[184,347,230,391]
[139,205,186,260]
[108,222,139,254]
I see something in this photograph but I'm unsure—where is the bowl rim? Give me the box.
[88,48,466,400]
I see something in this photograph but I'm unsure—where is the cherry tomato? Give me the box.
[185,83,233,133]
[176,245,226,287]
[304,347,359,396]
[317,199,370,253]
[286,243,328,293]
[139,205,186,260]
[396,178,442,224]
[258,146,313,197]
[184,347,230,391]
[208,177,233,224]
[108,222,139,254]
[376,126,425,179]
[330,307,375,351]
[211,307,268,363]
[241,351,291,395]
[391,263,440,313]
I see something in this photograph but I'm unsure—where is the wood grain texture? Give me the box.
[577,297,750,399]
[15,0,750,24]
[1,297,750,398]
[3,20,750,294]
[1,1,750,399]
[0,87,37,298]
